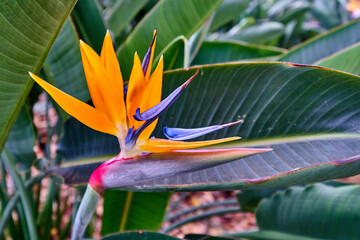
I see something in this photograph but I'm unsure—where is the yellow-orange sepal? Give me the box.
[29,72,118,136]
[80,40,126,128]
[138,137,241,153]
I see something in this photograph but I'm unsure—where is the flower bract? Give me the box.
[29,30,271,191]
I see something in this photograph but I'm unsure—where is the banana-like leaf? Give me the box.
[209,0,250,31]
[44,19,90,102]
[116,0,222,79]
[221,22,285,44]
[279,19,360,64]
[53,63,360,192]
[315,42,360,75]
[3,107,35,171]
[268,0,310,24]
[102,231,181,240]
[0,0,77,151]
[310,0,347,29]
[238,183,360,239]
[106,0,149,37]
[161,36,188,71]
[71,0,106,53]
[192,40,286,65]
[236,188,282,212]
[101,191,170,235]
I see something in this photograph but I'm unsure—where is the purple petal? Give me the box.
[142,31,157,75]
[134,69,199,122]
[125,119,156,149]
[89,147,272,190]
[124,84,128,94]
[164,120,243,140]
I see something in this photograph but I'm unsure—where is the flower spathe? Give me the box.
[30,30,271,191]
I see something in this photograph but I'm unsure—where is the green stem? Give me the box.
[17,202,30,240]
[36,179,56,239]
[0,153,44,240]
[0,185,19,240]
[71,185,100,240]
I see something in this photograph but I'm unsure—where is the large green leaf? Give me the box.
[102,231,181,240]
[44,19,90,102]
[116,0,222,79]
[268,0,310,24]
[309,0,347,29]
[242,183,360,239]
[106,0,149,37]
[101,191,170,235]
[209,0,250,31]
[221,22,285,44]
[3,107,35,170]
[0,0,77,151]
[70,0,106,53]
[314,42,360,75]
[53,63,360,192]
[236,188,282,212]
[124,63,360,191]
[279,19,360,64]
[161,36,188,71]
[191,40,286,65]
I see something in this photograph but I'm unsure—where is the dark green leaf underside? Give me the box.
[55,63,360,191]
[192,41,285,65]
[255,183,360,239]
[279,18,360,64]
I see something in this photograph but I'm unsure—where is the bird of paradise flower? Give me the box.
[30,30,271,239]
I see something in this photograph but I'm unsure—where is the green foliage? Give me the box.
[1,0,360,239]
[102,191,170,235]
[245,183,360,239]
[0,0,77,152]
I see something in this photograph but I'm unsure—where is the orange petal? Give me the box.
[80,40,126,126]
[100,31,126,125]
[138,56,163,140]
[144,29,157,81]
[138,137,241,153]
[126,53,146,129]
[29,73,118,135]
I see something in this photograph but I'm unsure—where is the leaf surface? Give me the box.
[3,107,35,170]
[209,0,250,31]
[0,0,77,151]
[54,63,360,191]
[116,0,223,79]
[315,42,360,75]
[279,19,360,64]
[192,41,286,65]
[107,0,149,37]
[246,183,360,239]
[44,19,90,102]
[101,191,170,235]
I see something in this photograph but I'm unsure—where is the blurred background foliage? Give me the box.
[1,0,360,239]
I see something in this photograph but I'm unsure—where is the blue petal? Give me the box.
[124,84,128,94]
[163,120,243,140]
[125,120,156,149]
[142,31,157,75]
[134,69,199,122]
